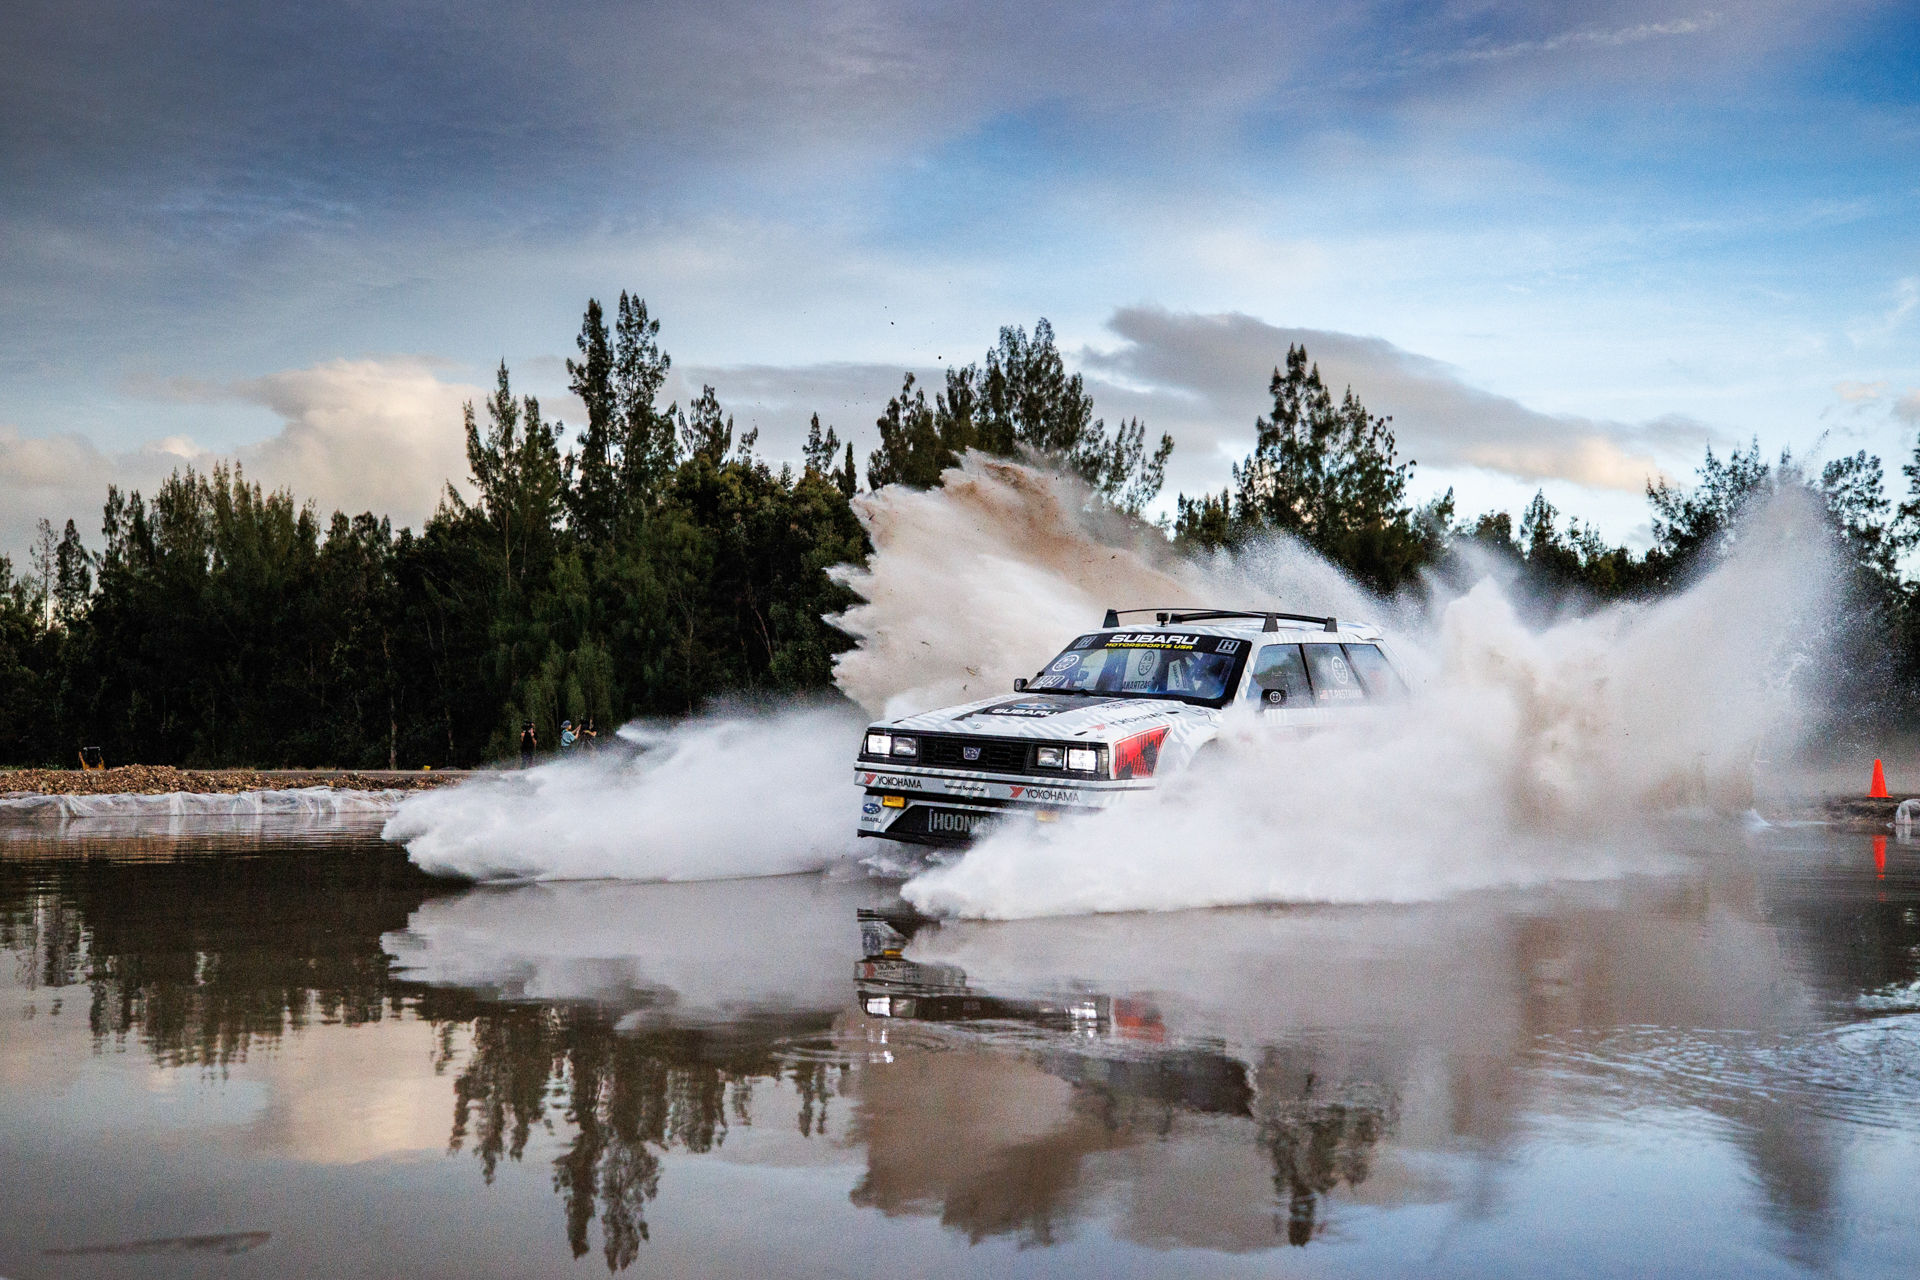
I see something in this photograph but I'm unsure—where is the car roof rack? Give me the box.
[1101,607,1340,633]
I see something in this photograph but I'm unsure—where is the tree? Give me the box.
[1645,438,1776,586]
[678,386,735,466]
[613,293,677,515]
[566,298,619,544]
[802,414,841,477]
[976,319,1174,511]
[450,361,567,595]
[861,320,1173,511]
[865,373,953,490]
[31,518,55,630]
[54,519,91,626]
[1179,344,1426,593]
[837,443,859,500]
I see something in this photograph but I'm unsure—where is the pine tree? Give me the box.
[30,519,55,630]
[566,298,619,543]
[678,386,734,465]
[614,293,676,511]
[837,443,859,499]
[451,361,566,593]
[866,373,950,489]
[802,414,841,476]
[54,519,91,625]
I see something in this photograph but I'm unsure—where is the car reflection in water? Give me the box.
[6,829,1920,1277]
[850,906,1390,1247]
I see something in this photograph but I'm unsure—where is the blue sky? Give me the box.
[2,0,1916,557]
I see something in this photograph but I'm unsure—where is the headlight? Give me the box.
[865,732,891,756]
[1067,747,1098,773]
[1035,745,1064,768]
[890,735,918,758]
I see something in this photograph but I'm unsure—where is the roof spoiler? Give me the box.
[1102,607,1339,633]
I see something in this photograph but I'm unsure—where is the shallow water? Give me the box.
[2,817,1919,1278]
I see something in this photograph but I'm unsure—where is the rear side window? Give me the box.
[1302,644,1365,703]
[1342,644,1404,698]
[1247,643,1312,707]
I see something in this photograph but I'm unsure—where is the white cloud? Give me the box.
[1834,379,1890,404]
[1897,390,1920,427]
[1,358,480,562]
[1077,307,1706,498]
[232,358,478,530]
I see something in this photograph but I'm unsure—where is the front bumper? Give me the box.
[854,766,1145,845]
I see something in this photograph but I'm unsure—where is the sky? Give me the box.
[2,0,1917,562]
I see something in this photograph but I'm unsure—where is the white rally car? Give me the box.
[855,608,1409,845]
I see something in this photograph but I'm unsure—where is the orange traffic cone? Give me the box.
[1870,759,1890,798]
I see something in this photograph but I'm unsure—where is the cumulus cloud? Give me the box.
[1077,307,1707,496]
[233,358,478,528]
[1,358,479,561]
[1898,391,1920,427]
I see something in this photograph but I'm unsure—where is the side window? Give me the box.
[1342,644,1404,699]
[1302,644,1365,703]
[1247,643,1312,707]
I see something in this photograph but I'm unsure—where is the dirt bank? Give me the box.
[0,766,472,796]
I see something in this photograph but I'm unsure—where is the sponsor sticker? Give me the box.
[1023,787,1083,804]
[943,779,989,797]
[981,699,1076,718]
[927,809,989,835]
[1106,631,1203,649]
[862,799,882,815]
[869,775,924,788]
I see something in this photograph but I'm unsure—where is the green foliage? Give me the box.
[0,296,870,768]
[20,312,1920,767]
[1175,345,1428,594]
[865,320,1174,514]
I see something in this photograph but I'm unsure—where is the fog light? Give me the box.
[865,732,891,756]
[890,736,918,758]
[881,795,906,808]
[1035,745,1064,768]
[865,996,892,1017]
[1067,747,1098,772]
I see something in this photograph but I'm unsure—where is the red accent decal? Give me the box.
[862,773,874,785]
[1009,786,1024,799]
[1113,727,1169,779]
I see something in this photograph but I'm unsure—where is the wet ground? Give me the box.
[2,815,1919,1278]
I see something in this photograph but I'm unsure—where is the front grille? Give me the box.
[917,734,1032,774]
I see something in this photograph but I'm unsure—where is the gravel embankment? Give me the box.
[0,766,468,796]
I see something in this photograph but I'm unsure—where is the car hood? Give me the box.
[884,692,1212,741]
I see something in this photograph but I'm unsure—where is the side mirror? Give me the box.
[1262,687,1287,706]
[1013,678,1029,692]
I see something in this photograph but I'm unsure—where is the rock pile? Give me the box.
[0,766,463,796]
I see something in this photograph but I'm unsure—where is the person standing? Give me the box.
[560,720,577,750]
[581,718,599,752]
[519,720,537,769]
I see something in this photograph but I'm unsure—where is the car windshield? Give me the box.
[1028,632,1251,707]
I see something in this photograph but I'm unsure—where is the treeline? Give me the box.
[0,302,1170,768]
[1172,343,1920,717]
[5,318,1917,768]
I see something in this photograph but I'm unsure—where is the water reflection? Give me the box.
[1,827,1918,1276]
